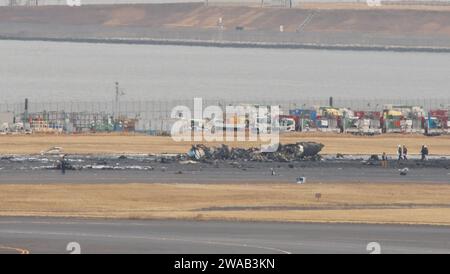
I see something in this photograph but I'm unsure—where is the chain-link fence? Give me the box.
[1,98,449,132]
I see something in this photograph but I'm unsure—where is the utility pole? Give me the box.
[114,81,125,122]
[115,82,120,122]
[115,81,120,107]
[23,98,29,124]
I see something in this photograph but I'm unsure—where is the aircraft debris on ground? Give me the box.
[399,168,409,176]
[40,146,63,156]
[187,142,324,163]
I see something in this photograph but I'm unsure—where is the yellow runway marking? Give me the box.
[0,245,30,254]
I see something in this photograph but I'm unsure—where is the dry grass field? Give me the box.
[0,133,448,155]
[1,182,450,225]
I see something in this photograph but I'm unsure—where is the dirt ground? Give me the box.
[0,133,448,155]
[1,3,450,35]
[1,182,450,225]
[300,3,450,11]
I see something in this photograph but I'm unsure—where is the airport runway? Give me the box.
[1,154,449,184]
[0,167,448,184]
[0,217,450,254]
[0,163,449,184]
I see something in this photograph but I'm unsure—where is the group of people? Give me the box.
[397,145,409,161]
[397,144,430,161]
[380,144,429,168]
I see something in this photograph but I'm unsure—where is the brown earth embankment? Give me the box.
[1,3,450,50]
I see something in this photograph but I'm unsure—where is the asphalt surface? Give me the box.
[0,154,449,184]
[0,156,448,254]
[0,217,449,254]
[0,166,449,184]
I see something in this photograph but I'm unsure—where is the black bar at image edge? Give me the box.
[0,254,431,273]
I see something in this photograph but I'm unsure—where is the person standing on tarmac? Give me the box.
[381,152,388,168]
[402,145,408,161]
[397,145,403,162]
[60,154,67,175]
[421,145,429,161]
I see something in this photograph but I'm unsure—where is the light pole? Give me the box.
[114,82,125,122]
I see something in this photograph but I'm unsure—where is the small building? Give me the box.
[0,112,14,124]
[315,107,344,133]
[0,112,14,132]
[382,105,426,133]
[344,111,382,135]
[289,109,317,132]
[426,109,449,135]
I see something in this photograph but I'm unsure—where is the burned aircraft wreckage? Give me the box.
[187,142,325,163]
[10,142,323,171]
[3,141,450,173]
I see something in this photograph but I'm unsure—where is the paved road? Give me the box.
[0,166,448,184]
[0,217,450,254]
